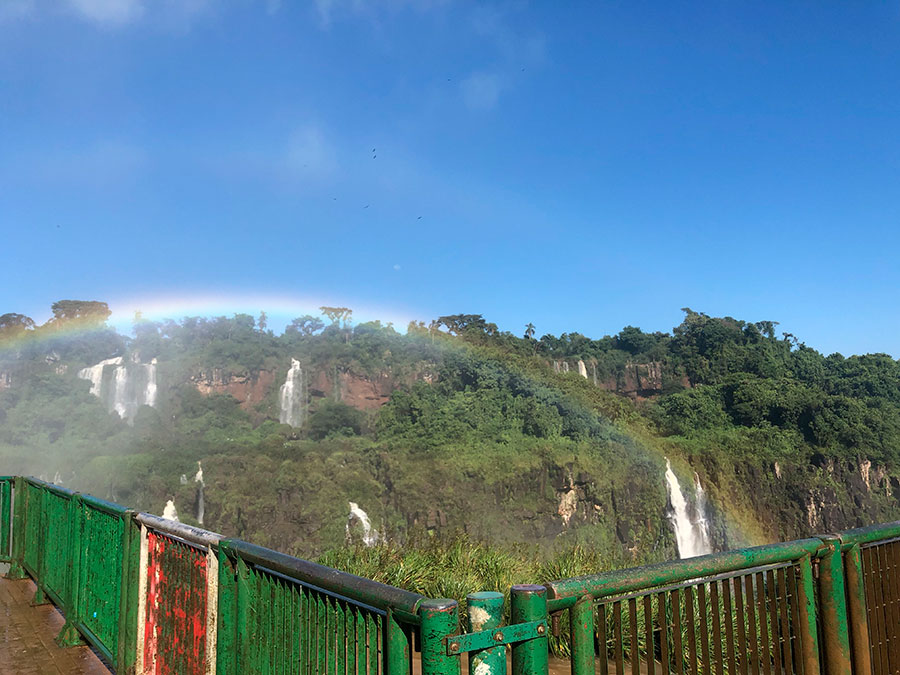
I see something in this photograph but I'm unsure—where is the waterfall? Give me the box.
[77,355,158,425]
[577,360,588,379]
[664,458,712,558]
[346,501,379,547]
[279,359,307,428]
[194,461,205,525]
[162,500,179,521]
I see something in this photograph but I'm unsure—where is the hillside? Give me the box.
[2,303,899,565]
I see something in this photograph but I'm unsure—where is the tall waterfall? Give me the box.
[346,502,379,547]
[577,360,588,379]
[77,355,158,425]
[279,359,307,428]
[664,458,712,559]
[194,461,205,525]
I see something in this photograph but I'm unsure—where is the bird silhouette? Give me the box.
[417,216,422,220]
[364,205,369,209]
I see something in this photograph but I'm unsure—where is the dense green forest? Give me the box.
[2,302,900,576]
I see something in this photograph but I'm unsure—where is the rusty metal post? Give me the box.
[571,595,595,675]
[844,543,872,675]
[510,585,548,675]
[818,536,852,675]
[797,554,822,675]
[467,591,506,675]
[4,477,26,580]
[420,598,461,675]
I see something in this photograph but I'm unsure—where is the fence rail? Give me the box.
[4,474,900,674]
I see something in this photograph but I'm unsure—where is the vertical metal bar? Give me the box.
[629,597,639,675]
[797,555,821,675]
[356,606,366,675]
[765,569,784,675]
[755,572,771,675]
[733,577,748,675]
[511,585,548,675]
[685,586,698,675]
[419,599,460,675]
[466,592,504,675]
[644,594,655,675]
[722,580,736,675]
[869,546,887,675]
[658,591,670,675]
[888,541,900,672]
[777,568,793,674]
[318,594,327,675]
[696,583,710,675]
[818,538,851,675]
[789,566,802,675]
[236,558,251,675]
[672,589,684,675]
[614,600,625,675]
[744,575,759,675]
[5,477,26,579]
[598,603,609,675]
[709,582,723,675]
[572,594,595,675]
[387,608,411,675]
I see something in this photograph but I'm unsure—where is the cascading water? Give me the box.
[664,458,712,558]
[194,461,205,525]
[346,501,379,547]
[162,500,179,521]
[279,358,307,428]
[577,360,588,379]
[77,355,158,425]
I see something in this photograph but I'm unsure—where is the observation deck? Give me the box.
[0,474,898,675]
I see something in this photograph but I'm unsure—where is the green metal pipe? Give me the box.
[835,520,900,549]
[797,554,822,675]
[467,591,505,675]
[546,538,824,607]
[510,585,548,675]
[844,544,872,675]
[5,476,26,580]
[818,536,852,675]
[570,595,595,675]
[419,598,461,675]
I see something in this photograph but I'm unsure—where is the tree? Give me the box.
[525,323,536,339]
[258,311,268,333]
[319,307,353,329]
[286,315,325,337]
[0,313,35,334]
[48,300,111,327]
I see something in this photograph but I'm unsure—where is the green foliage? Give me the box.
[307,400,364,440]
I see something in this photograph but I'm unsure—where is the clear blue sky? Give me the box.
[2,1,899,356]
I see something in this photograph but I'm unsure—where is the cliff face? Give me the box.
[552,359,671,398]
[191,368,278,410]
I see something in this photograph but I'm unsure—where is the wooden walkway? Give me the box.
[0,576,109,674]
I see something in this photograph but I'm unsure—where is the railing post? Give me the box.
[571,595,594,675]
[5,476,26,579]
[30,485,48,606]
[467,591,505,675]
[116,510,140,673]
[56,493,83,648]
[818,536,852,675]
[797,554,821,675]
[844,543,872,675]
[419,598,461,675]
[510,585,548,675]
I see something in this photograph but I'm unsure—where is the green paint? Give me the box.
[570,595,595,675]
[844,544,872,675]
[818,536,853,675]
[798,554,822,675]
[510,585,548,675]
[464,592,505,675]
[420,599,461,675]
[388,609,412,675]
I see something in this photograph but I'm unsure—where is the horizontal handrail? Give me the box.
[24,476,77,499]
[219,538,426,622]
[79,492,129,517]
[545,537,824,610]
[835,519,900,549]
[135,512,224,548]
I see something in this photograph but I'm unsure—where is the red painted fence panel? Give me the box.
[144,530,208,674]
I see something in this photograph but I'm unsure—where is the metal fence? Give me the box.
[3,474,900,675]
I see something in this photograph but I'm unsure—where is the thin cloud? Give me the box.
[0,0,35,22]
[460,71,503,111]
[1,140,147,188]
[67,0,144,26]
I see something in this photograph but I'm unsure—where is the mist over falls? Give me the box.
[78,355,157,425]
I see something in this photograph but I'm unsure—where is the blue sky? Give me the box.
[2,1,899,356]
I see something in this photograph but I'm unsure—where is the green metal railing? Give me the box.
[4,473,900,675]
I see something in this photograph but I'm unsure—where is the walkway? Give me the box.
[0,576,110,674]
